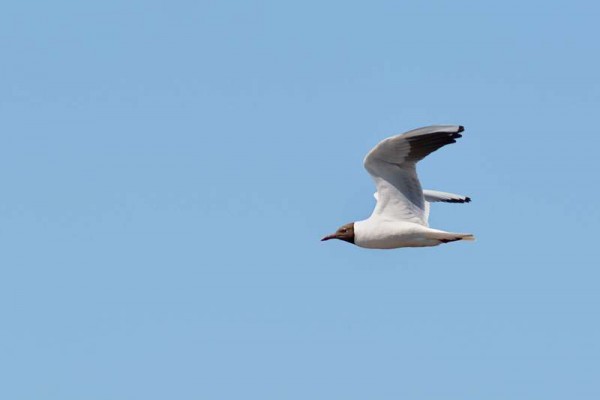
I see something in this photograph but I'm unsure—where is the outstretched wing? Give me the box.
[375,189,471,225]
[363,125,464,225]
[374,190,470,203]
[423,190,471,203]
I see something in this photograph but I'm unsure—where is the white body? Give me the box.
[355,218,466,249]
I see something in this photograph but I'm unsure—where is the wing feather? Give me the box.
[363,125,464,224]
[423,189,471,203]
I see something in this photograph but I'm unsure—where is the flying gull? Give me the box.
[322,125,474,249]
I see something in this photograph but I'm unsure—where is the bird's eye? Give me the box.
[340,229,347,233]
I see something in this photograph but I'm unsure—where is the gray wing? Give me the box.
[363,125,464,225]
[423,190,471,203]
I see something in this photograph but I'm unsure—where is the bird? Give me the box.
[321,125,474,249]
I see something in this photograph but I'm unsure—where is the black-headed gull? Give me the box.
[322,125,474,249]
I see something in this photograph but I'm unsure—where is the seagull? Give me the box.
[321,125,474,249]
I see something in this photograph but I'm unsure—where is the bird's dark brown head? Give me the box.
[321,222,355,244]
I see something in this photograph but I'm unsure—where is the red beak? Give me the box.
[321,234,336,241]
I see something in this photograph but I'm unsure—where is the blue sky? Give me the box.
[1,1,599,398]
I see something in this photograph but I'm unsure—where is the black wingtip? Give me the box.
[452,125,464,139]
[445,196,471,203]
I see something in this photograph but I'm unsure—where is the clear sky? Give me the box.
[1,1,599,399]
